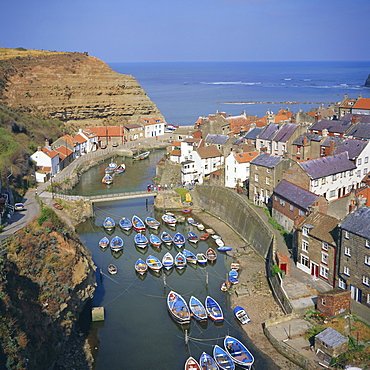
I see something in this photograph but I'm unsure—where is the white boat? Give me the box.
[167,291,190,324]
[162,213,177,227]
[174,252,187,269]
[105,162,117,173]
[189,296,207,321]
[113,164,125,174]
[215,238,225,248]
[108,264,117,275]
[102,174,113,184]
[110,236,124,252]
[162,252,174,270]
[196,253,207,265]
[145,217,161,230]
[233,306,251,325]
[135,258,148,275]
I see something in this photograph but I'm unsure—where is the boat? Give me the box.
[182,249,197,264]
[119,217,132,231]
[187,217,195,225]
[113,163,125,174]
[220,280,231,292]
[206,228,215,235]
[146,255,162,272]
[145,217,161,230]
[189,296,207,321]
[206,248,217,262]
[135,258,148,275]
[228,276,239,285]
[174,252,187,269]
[233,306,251,325]
[229,270,238,279]
[224,336,254,369]
[174,214,186,223]
[167,291,190,324]
[200,233,210,241]
[103,217,115,231]
[99,236,109,249]
[149,234,162,247]
[162,252,174,269]
[213,345,235,370]
[161,231,173,245]
[196,253,207,265]
[105,162,117,173]
[205,296,223,322]
[211,234,222,239]
[108,264,117,275]
[187,231,199,243]
[230,263,240,271]
[132,215,146,232]
[133,151,150,161]
[217,246,232,252]
[182,208,193,214]
[134,233,148,248]
[162,213,177,227]
[110,236,124,252]
[185,356,201,370]
[215,238,225,248]
[199,352,218,370]
[173,232,185,247]
[196,223,205,231]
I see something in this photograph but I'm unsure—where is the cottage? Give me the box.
[225,151,258,188]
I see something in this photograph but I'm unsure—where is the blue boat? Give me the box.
[224,336,254,369]
[217,245,232,252]
[105,162,117,173]
[110,236,124,252]
[162,213,177,227]
[103,217,115,231]
[173,232,185,247]
[233,306,251,325]
[205,296,223,322]
[113,163,125,174]
[213,345,235,370]
[145,217,161,230]
[149,234,162,247]
[146,255,162,272]
[187,231,199,243]
[99,236,109,249]
[134,233,148,248]
[167,290,190,324]
[182,249,197,264]
[174,252,187,269]
[119,217,132,231]
[229,270,238,278]
[135,258,147,275]
[161,231,173,245]
[189,296,207,321]
[132,215,146,232]
[199,352,218,370]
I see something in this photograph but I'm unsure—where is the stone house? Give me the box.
[337,207,370,307]
[204,134,231,157]
[308,119,355,138]
[225,151,258,189]
[317,289,351,318]
[194,111,230,136]
[291,132,322,161]
[315,327,348,359]
[87,126,125,146]
[243,127,263,147]
[124,123,144,141]
[295,211,339,287]
[338,94,358,118]
[256,123,280,153]
[52,134,82,159]
[345,117,370,140]
[269,123,303,158]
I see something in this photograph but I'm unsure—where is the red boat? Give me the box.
[200,233,210,241]
[182,208,193,214]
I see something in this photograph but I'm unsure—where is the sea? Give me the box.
[109,61,370,126]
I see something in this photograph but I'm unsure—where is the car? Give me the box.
[14,203,25,211]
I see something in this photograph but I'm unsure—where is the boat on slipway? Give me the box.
[233,306,251,325]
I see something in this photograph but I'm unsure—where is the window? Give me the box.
[344,231,349,240]
[339,278,347,290]
[280,198,285,206]
[265,177,270,185]
[321,252,328,265]
[302,240,309,252]
[299,209,305,216]
[302,227,309,236]
[321,298,326,306]
[290,204,294,212]
[297,146,301,154]
[364,168,368,175]
[255,174,259,182]
[332,174,337,181]
[363,276,369,286]
[274,195,278,202]
[321,178,326,185]
[314,180,319,187]
[365,255,370,266]
[275,142,278,150]
[358,158,362,166]
[344,246,351,256]
[365,156,369,164]
[330,190,335,198]
[368,294,370,304]
[357,170,361,177]
[322,242,328,251]
[301,254,309,267]
[349,170,353,176]
[320,265,329,279]
[366,240,370,249]
[343,266,350,276]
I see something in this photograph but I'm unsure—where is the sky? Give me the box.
[1,0,370,63]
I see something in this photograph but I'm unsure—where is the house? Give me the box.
[346,121,370,140]
[30,146,60,182]
[337,206,370,307]
[194,111,230,136]
[295,211,339,287]
[315,327,348,359]
[270,123,302,157]
[140,117,165,138]
[225,151,258,188]
[272,180,327,232]
[87,126,125,147]
[204,134,230,156]
[291,133,322,161]
[226,112,255,135]
[256,123,280,153]
[52,134,81,159]
[244,127,264,147]
[76,128,99,152]
[338,94,358,118]
[308,119,354,137]
[53,145,74,170]
[352,97,370,116]
[316,289,351,318]
[180,138,202,162]
[124,124,144,141]
[319,135,342,157]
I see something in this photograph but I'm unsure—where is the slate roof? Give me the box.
[124,124,142,129]
[333,138,368,160]
[302,212,338,245]
[292,133,322,145]
[273,123,298,143]
[197,146,222,159]
[205,134,229,145]
[245,127,263,140]
[299,152,356,179]
[310,119,353,134]
[341,113,370,123]
[346,122,370,140]
[321,136,342,147]
[340,206,370,240]
[257,123,280,140]
[273,180,319,211]
[251,153,282,168]
[315,327,347,348]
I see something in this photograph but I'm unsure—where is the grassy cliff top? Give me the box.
[0,47,72,61]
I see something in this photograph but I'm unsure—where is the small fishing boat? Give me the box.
[182,249,197,264]
[187,217,195,225]
[146,255,162,272]
[108,264,117,275]
[174,252,187,269]
[230,263,240,271]
[132,215,146,232]
[217,246,232,252]
[187,231,199,243]
[162,252,174,270]
[185,357,201,370]
[103,217,115,231]
[228,276,239,285]
[189,296,207,321]
[110,236,124,252]
[215,238,225,248]
[196,253,207,265]
[220,280,231,292]
[199,352,218,370]
[162,213,177,227]
[196,223,205,231]
[211,234,222,239]
[145,217,161,230]
[173,232,185,247]
[161,231,173,245]
[105,162,117,173]
[213,345,235,370]
[102,174,113,184]
[167,290,190,324]
[135,258,148,275]
[206,248,217,262]
[134,233,148,248]
[229,270,238,279]
[99,236,109,249]
[119,217,132,231]
[200,233,210,241]
[182,208,192,214]
[224,336,254,369]
[206,228,215,235]
[205,296,223,322]
[233,306,251,325]
[174,214,186,223]
[113,163,125,174]
[149,234,162,247]
[133,151,150,161]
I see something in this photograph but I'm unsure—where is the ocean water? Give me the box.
[109,61,370,126]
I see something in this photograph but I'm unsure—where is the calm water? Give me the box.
[109,61,370,126]
[75,157,279,369]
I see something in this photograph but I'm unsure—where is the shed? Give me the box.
[315,327,348,359]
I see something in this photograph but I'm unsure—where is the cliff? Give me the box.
[0,48,164,128]
[365,74,370,87]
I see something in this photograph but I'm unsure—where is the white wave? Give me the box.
[284,78,292,81]
[201,81,261,86]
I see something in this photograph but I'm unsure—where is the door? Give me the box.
[350,285,362,302]
[311,262,319,277]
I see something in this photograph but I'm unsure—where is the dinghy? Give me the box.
[174,252,187,269]
[167,290,190,324]
[161,231,173,245]
[162,252,174,270]
[99,236,109,249]
[182,208,192,214]
[133,151,150,161]
[184,356,201,370]
[134,233,148,248]
[233,306,251,325]
[102,174,113,185]
[196,253,207,265]
[187,217,195,225]
[132,215,146,232]
[206,248,217,262]
[113,164,125,174]
[221,280,231,292]
[119,217,132,231]
[145,217,161,230]
[189,296,207,321]
[187,231,199,243]
[162,213,177,227]
[230,263,240,271]
[108,264,117,275]
[175,214,186,223]
[105,162,117,173]
[149,234,162,248]
[215,238,225,248]
[205,296,223,322]
[135,258,148,275]
[196,223,205,231]
[110,236,124,252]
[200,233,210,241]
[182,249,197,264]
[224,336,254,369]
[199,352,218,370]
[213,345,235,370]
[103,217,115,231]
[217,246,232,252]
[146,255,162,272]
[173,232,185,247]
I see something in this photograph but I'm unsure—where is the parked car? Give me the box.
[14,203,25,211]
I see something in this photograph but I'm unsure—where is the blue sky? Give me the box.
[1,0,370,63]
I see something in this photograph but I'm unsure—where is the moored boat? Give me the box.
[224,336,254,369]
[133,151,150,161]
[174,252,187,269]
[221,280,231,292]
[215,238,225,248]
[119,217,132,231]
[167,290,190,324]
[196,223,205,231]
[135,258,148,275]
[113,164,125,174]
[132,215,146,232]
[173,232,185,247]
[103,217,115,231]
[189,296,207,321]
[161,231,173,245]
[200,233,210,241]
[110,236,124,252]
[102,174,113,185]
[108,264,117,275]
[145,217,161,230]
[149,234,162,247]
[233,306,251,325]
[187,217,195,225]
[182,249,197,264]
[187,231,199,243]
[199,352,218,370]
[174,214,186,223]
[162,213,177,227]
[185,356,201,370]
[182,208,193,214]
[205,296,223,322]
[196,253,207,265]
[105,162,117,173]
[162,252,174,270]
[218,245,233,252]
[213,345,235,370]
[206,248,217,262]
[134,233,149,248]
[99,236,109,249]
[146,255,162,272]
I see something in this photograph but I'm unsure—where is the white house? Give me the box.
[225,151,258,188]
[179,138,201,162]
[77,128,99,153]
[141,117,165,138]
[30,146,60,182]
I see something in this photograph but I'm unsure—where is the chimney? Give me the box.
[358,93,362,100]
[344,94,348,100]
[329,139,335,155]
[38,145,41,152]
[45,139,49,147]
[303,134,308,146]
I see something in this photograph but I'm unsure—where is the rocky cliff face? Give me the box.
[0,51,164,127]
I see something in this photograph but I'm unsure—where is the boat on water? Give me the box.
[196,253,207,265]
[174,214,186,223]
[105,162,117,173]
[221,280,231,292]
[224,336,254,369]
[185,356,201,370]
[182,208,192,214]
[132,215,146,232]
[103,217,115,231]
[206,248,217,262]
[133,151,150,161]
[119,217,132,231]
[162,252,174,269]
[215,238,225,248]
[102,174,113,185]
[108,264,117,275]
[174,252,187,269]
[161,231,173,245]
[200,233,210,241]
[173,232,185,247]
[233,306,251,325]
[167,291,190,324]
[189,296,207,321]
[113,164,125,174]
[145,217,161,230]
[205,296,224,322]
[134,233,148,248]
[99,236,109,249]
[135,258,148,275]
[182,249,197,264]
[213,345,235,370]
[187,231,199,243]
[199,352,218,370]
[196,223,205,231]
[218,245,233,252]
[162,213,177,227]
[146,255,162,272]
[187,217,195,225]
[110,236,124,252]
[149,234,162,247]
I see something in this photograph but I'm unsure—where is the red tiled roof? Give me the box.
[87,126,124,137]
[170,149,181,157]
[54,146,73,160]
[235,151,259,164]
[140,117,164,126]
[73,134,86,144]
[41,147,59,159]
[353,98,370,110]
[356,187,370,207]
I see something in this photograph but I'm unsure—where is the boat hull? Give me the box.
[167,291,190,324]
